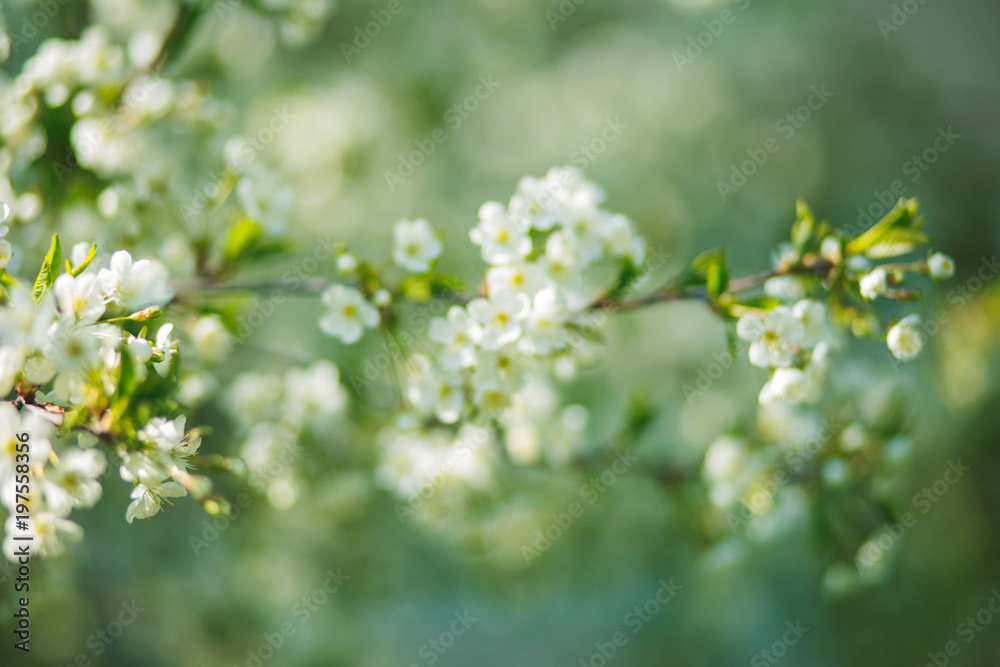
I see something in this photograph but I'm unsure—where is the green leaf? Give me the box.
[222,219,262,264]
[432,274,466,295]
[60,407,89,435]
[0,270,20,301]
[606,258,642,301]
[845,198,919,256]
[33,234,62,303]
[624,392,656,438]
[725,322,738,359]
[791,200,815,249]
[0,270,21,290]
[400,275,431,302]
[676,248,725,289]
[706,251,729,302]
[116,348,141,400]
[68,243,97,276]
[738,295,782,310]
[864,227,931,259]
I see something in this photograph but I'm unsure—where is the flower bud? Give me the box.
[820,236,843,264]
[887,315,924,361]
[131,306,162,321]
[859,268,888,300]
[928,252,955,280]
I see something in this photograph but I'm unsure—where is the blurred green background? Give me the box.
[2,0,1000,665]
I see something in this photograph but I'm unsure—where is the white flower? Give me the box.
[375,428,448,498]
[505,423,542,465]
[227,372,283,425]
[190,315,232,360]
[98,250,173,310]
[336,253,358,275]
[793,299,832,347]
[428,306,481,370]
[44,447,107,512]
[445,424,495,488]
[759,345,828,406]
[887,315,924,361]
[601,214,646,266]
[0,287,55,353]
[125,476,187,523]
[543,166,604,209]
[0,346,24,396]
[928,252,955,280]
[764,275,808,302]
[3,511,83,560]
[561,205,608,264]
[126,336,153,380]
[467,291,530,350]
[820,236,843,264]
[540,231,584,291]
[737,306,804,368]
[508,175,562,231]
[136,415,201,482]
[139,415,200,475]
[283,361,346,421]
[23,356,55,385]
[240,423,300,484]
[859,268,888,300]
[119,450,164,486]
[702,435,747,482]
[701,435,754,509]
[53,273,106,324]
[139,416,191,452]
[0,403,52,481]
[160,237,196,277]
[485,262,545,298]
[0,239,12,270]
[471,346,531,397]
[469,202,531,265]
[407,365,465,424]
[153,323,176,376]
[236,170,293,234]
[392,218,441,273]
[319,284,379,344]
[50,325,100,372]
[519,287,569,355]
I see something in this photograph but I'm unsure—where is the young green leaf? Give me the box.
[33,234,62,303]
[706,251,729,302]
[222,219,262,264]
[845,198,919,256]
[864,227,930,259]
[69,242,97,276]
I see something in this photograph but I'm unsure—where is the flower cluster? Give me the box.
[0,7,958,577]
[320,166,645,411]
[317,168,645,498]
[0,209,210,556]
[225,360,346,509]
[737,300,834,407]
